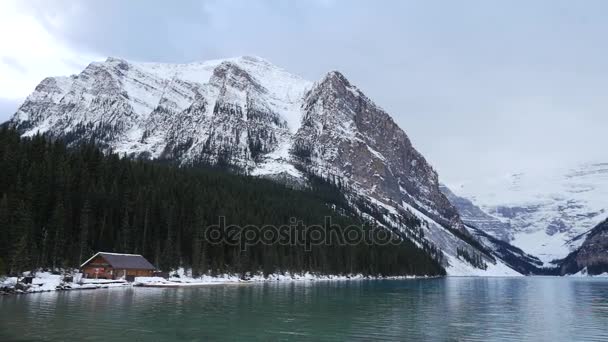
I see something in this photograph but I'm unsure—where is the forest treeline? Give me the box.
[0,127,445,277]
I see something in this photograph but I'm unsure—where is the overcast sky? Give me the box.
[1,0,607,185]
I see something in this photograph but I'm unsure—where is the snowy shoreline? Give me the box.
[1,270,438,295]
[133,271,437,288]
[3,270,605,295]
[0,272,132,295]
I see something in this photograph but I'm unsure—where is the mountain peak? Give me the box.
[325,70,348,81]
[210,60,265,92]
[321,70,351,87]
[105,56,127,63]
[238,55,272,65]
[8,55,506,275]
[102,56,131,71]
[310,70,364,101]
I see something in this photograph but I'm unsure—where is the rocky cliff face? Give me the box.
[293,72,464,235]
[440,185,512,241]
[8,56,518,275]
[560,219,608,275]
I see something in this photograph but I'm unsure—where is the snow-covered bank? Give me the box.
[1,264,535,295]
[0,272,130,295]
[133,269,432,287]
[1,269,437,294]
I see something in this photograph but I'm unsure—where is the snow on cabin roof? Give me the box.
[80,252,156,270]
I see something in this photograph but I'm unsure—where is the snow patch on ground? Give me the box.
[0,272,129,294]
[133,268,430,287]
[0,270,434,295]
[446,255,523,277]
[366,145,386,162]
[250,136,304,179]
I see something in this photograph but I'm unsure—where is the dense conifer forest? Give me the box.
[0,127,445,277]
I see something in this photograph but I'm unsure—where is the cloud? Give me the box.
[24,0,219,62]
[0,98,20,123]
[4,0,608,183]
[0,56,27,74]
[0,0,98,99]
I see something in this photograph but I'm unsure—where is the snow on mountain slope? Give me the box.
[117,56,310,134]
[8,56,520,276]
[440,184,513,241]
[441,185,550,275]
[394,199,521,276]
[14,56,311,164]
[448,162,608,264]
[445,254,522,277]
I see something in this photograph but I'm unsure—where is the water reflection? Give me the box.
[1,278,607,341]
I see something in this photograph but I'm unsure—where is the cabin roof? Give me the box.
[80,252,155,270]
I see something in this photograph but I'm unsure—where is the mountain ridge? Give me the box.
[8,56,521,276]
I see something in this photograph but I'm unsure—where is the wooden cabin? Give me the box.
[80,252,155,280]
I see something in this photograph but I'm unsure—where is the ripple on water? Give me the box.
[1,278,608,341]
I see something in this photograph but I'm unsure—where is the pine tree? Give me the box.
[38,225,50,270]
[9,201,34,275]
[141,208,149,257]
[120,208,131,253]
[50,201,66,271]
[191,234,201,278]
[10,233,30,276]
[0,128,446,277]
[0,194,10,262]
[79,200,92,263]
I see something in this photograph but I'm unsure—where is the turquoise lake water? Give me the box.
[1,277,608,341]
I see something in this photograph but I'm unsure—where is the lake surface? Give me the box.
[1,277,608,341]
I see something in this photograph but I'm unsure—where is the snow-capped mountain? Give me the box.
[8,56,521,276]
[13,56,310,170]
[448,163,608,264]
